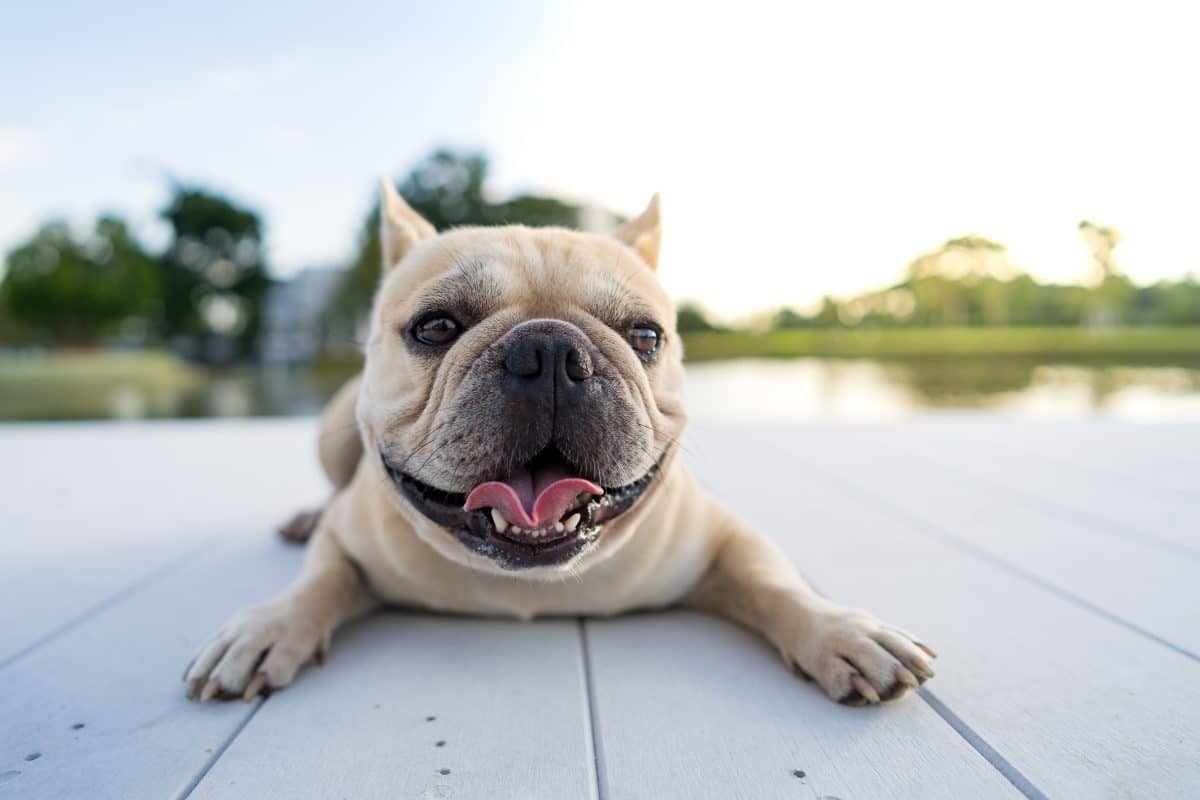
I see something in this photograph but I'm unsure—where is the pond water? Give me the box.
[684,358,1200,421]
[3,357,1200,422]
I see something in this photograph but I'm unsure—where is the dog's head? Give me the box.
[359,180,687,578]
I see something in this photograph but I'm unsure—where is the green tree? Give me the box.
[1,216,160,343]
[331,149,586,336]
[1077,221,1132,325]
[159,187,270,361]
[1078,220,1121,281]
[677,302,722,333]
[771,306,812,329]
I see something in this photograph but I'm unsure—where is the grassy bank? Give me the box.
[680,326,1200,363]
[0,350,205,420]
[0,349,204,382]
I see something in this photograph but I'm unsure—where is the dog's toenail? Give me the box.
[792,769,806,778]
[71,723,85,730]
[436,740,446,747]
[24,752,40,762]
[425,715,436,721]
[438,768,450,775]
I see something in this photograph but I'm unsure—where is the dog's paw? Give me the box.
[277,508,321,544]
[182,601,329,702]
[786,609,937,705]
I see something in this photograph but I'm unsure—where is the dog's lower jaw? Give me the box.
[384,445,672,573]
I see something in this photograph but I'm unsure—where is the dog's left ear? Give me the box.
[379,177,437,271]
[614,193,662,269]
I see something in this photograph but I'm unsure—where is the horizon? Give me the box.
[4,1,1199,316]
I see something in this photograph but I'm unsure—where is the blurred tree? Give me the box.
[676,302,723,333]
[1,217,160,343]
[906,235,1010,280]
[812,297,841,327]
[331,149,586,338]
[1078,220,1121,281]
[667,224,1199,334]
[328,205,383,343]
[1077,221,1132,326]
[398,149,491,230]
[490,194,582,228]
[902,235,1015,325]
[771,306,811,329]
[1145,274,1200,324]
[159,187,270,362]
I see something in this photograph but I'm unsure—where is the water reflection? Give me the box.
[683,359,1200,421]
[2,358,1199,422]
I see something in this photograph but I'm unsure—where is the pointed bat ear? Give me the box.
[613,193,662,269]
[379,177,437,271]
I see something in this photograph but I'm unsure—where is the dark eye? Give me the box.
[412,315,462,346]
[627,326,661,356]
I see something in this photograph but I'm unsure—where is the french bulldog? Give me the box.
[183,182,936,706]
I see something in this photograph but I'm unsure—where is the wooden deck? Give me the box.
[1,417,1197,799]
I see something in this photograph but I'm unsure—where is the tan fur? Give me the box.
[184,192,935,706]
[317,374,363,490]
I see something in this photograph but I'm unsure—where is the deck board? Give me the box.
[827,421,1200,553]
[711,423,1200,656]
[686,424,1200,798]
[0,537,303,800]
[0,420,325,665]
[191,615,595,800]
[2,418,1197,798]
[939,420,1200,484]
[893,418,1199,504]
[585,612,1022,800]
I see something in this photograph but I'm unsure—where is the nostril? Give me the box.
[504,329,592,383]
[505,336,546,379]
[564,346,592,382]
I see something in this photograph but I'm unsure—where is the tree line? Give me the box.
[3,149,1199,363]
[0,187,270,362]
[680,228,1200,333]
[0,150,591,363]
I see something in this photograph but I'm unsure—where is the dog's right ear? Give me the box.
[379,177,437,271]
[613,193,662,269]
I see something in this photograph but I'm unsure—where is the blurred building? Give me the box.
[260,267,344,364]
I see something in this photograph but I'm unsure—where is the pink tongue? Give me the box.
[464,460,603,529]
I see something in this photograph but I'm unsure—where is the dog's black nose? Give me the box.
[505,332,594,384]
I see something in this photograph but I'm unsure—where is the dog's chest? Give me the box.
[363,528,712,620]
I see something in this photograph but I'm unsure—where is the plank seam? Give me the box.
[0,540,211,671]
[577,619,608,800]
[863,431,1200,561]
[797,575,1054,799]
[965,484,1200,561]
[931,426,1197,502]
[789,455,1200,663]
[173,698,266,800]
[918,689,1050,800]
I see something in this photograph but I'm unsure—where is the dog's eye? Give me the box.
[413,315,462,346]
[627,326,660,355]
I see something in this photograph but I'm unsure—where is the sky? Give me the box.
[3,0,1199,318]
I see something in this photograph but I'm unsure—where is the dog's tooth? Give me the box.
[511,526,522,534]
[554,522,565,533]
[564,513,581,532]
[490,508,509,533]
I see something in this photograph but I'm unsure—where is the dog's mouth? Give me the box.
[382,444,668,569]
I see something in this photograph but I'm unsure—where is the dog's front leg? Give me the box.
[183,526,377,702]
[684,507,936,705]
